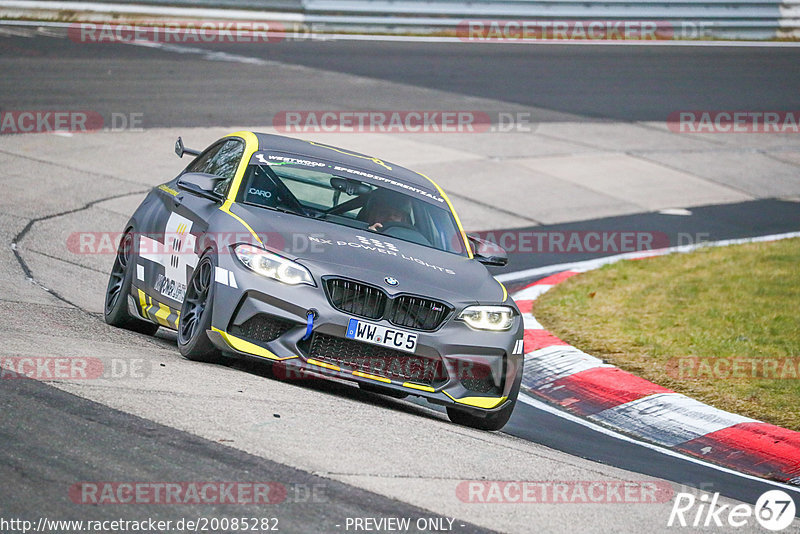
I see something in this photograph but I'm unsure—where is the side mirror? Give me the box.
[177,172,224,201]
[175,137,201,158]
[468,234,508,267]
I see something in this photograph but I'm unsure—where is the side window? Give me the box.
[186,143,223,174]
[185,139,244,197]
[208,140,244,180]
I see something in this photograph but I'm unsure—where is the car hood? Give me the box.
[231,204,506,304]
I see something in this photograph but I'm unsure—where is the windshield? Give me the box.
[236,162,467,255]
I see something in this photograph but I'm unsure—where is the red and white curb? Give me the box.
[506,231,800,485]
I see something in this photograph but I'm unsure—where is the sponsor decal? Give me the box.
[248,188,273,199]
[332,166,444,203]
[138,213,197,303]
[254,153,327,167]
[399,254,456,275]
[154,273,186,302]
[356,235,398,252]
[306,235,456,274]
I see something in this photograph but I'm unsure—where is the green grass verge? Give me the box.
[532,237,800,431]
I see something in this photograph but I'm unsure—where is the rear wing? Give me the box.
[174,137,201,158]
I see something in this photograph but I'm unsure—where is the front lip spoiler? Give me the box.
[207,328,508,413]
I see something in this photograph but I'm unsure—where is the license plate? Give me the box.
[345,318,418,353]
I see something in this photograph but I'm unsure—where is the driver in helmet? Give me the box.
[362,190,413,232]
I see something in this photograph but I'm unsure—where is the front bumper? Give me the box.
[207,257,524,414]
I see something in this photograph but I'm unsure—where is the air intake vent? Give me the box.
[309,333,446,387]
[325,279,386,320]
[230,314,296,343]
[388,295,450,331]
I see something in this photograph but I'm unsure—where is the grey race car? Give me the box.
[104,131,524,430]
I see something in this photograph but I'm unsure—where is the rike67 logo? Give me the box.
[668,490,796,531]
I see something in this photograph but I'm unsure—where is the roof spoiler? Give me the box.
[174,137,201,158]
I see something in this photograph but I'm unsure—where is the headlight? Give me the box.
[458,305,514,331]
[234,244,315,286]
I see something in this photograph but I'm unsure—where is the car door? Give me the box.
[141,138,245,315]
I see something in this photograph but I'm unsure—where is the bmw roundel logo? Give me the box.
[384,277,399,286]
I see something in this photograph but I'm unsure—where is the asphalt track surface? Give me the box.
[2,25,800,532]
[2,378,489,533]
[490,198,800,283]
[1,29,800,124]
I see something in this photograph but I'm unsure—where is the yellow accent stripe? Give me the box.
[307,358,341,371]
[225,131,260,202]
[211,327,298,361]
[217,131,263,244]
[158,184,178,196]
[498,281,508,302]
[137,290,179,329]
[137,289,148,316]
[307,141,392,171]
[353,371,391,383]
[219,199,263,244]
[414,171,473,258]
[154,303,172,327]
[443,391,507,409]
[144,294,154,317]
[402,382,435,392]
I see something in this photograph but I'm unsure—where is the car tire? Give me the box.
[177,252,224,363]
[446,363,523,431]
[104,230,159,336]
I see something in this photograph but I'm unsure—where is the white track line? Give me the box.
[518,392,800,495]
[497,230,800,284]
[511,230,800,491]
